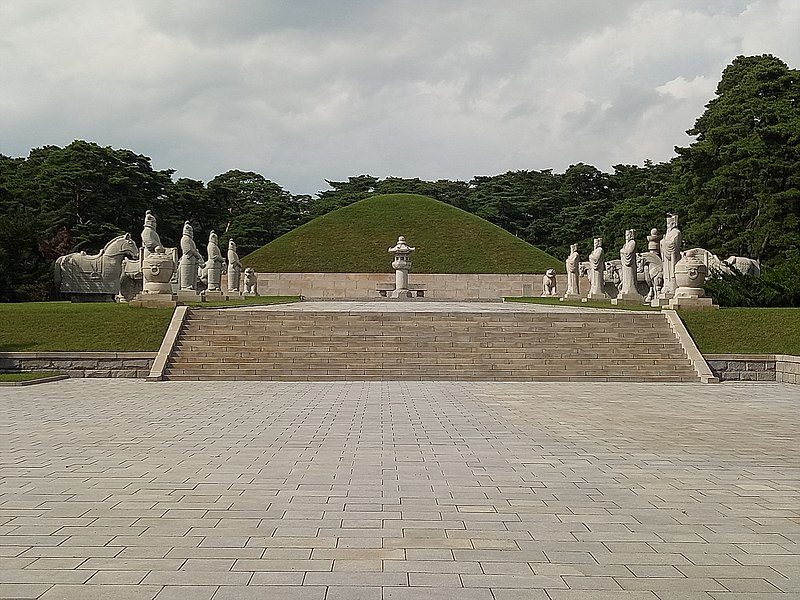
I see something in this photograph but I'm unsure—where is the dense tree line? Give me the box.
[1,54,797,301]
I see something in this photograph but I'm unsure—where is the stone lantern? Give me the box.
[389,236,416,299]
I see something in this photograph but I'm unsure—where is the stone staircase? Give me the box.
[162,309,701,382]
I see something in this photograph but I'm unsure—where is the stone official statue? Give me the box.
[563,243,580,299]
[178,221,204,291]
[586,237,606,299]
[205,231,224,291]
[227,239,243,292]
[660,214,683,297]
[619,229,638,296]
[141,210,161,259]
[613,229,644,304]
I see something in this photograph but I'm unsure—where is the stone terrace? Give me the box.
[0,379,798,599]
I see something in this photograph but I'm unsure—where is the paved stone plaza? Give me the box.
[0,379,798,599]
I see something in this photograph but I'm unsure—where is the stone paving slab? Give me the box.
[0,380,798,599]
[229,300,625,313]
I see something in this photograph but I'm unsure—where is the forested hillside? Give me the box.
[1,54,797,301]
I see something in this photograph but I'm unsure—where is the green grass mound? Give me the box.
[243,194,563,273]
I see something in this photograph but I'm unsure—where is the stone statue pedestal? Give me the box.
[202,290,226,300]
[666,256,718,310]
[130,293,178,308]
[650,294,673,308]
[201,290,242,301]
[582,292,608,302]
[560,293,582,301]
[667,295,719,310]
[612,292,644,305]
[176,290,202,302]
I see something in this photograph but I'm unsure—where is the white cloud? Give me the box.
[0,0,797,194]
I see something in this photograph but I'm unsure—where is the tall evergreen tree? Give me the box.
[677,54,800,263]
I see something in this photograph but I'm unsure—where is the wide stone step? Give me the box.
[165,373,698,382]
[161,308,699,382]
[170,350,689,360]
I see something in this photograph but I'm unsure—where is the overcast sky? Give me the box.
[1,1,798,195]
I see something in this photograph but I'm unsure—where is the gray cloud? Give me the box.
[0,0,797,194]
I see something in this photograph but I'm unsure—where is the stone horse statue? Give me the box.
[54,233,139,301]
[638,251,664,302]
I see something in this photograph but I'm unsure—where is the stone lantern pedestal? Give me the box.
[667,255,719,310]
[130,246,178,307]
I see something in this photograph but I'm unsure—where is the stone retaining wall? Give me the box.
[704,354,776,382]
[2,351,796,384]
[0,353,156,379]
[776,355,800,384]
[704,354,800,384]
[255,272,573,300]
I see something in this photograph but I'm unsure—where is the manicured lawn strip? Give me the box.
[0,371,64,382]
[677,308,800,355]
[504,296,661,311]
[185,296,301,308]
[507,299,800,355]
[244,194,563,274]
[0,302,174,352]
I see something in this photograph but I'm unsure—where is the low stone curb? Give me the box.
[147,305,189,381]
[0,374,70,386]
[662,310,719,383]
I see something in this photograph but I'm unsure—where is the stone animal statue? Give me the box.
[683,248,761,277]
[604,259,622,288]
[638,251,664,302]
[722,255,761,276]
[54,233,139,301]
[243,267,258,295]
[541,269,557,297]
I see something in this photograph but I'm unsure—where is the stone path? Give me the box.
[230,300,623,313]
[0,380,798,599]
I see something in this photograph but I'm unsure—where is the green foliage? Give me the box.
[678,308,800,355]
[600,160,692,252]
[243,194,563,273]
[677,54,800,265]
[704,256,800,307]
[207,170,308,256]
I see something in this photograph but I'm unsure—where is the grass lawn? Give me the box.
[507,299,799,355]
[504,296,661,311]
[244,194,563,274]
[0,302,175,352]
[678,308,800,355]
[2,300,797,356]
[0,372,64,382]
[0,297,304,352]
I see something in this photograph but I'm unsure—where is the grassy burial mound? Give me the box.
[243,194,563,273]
